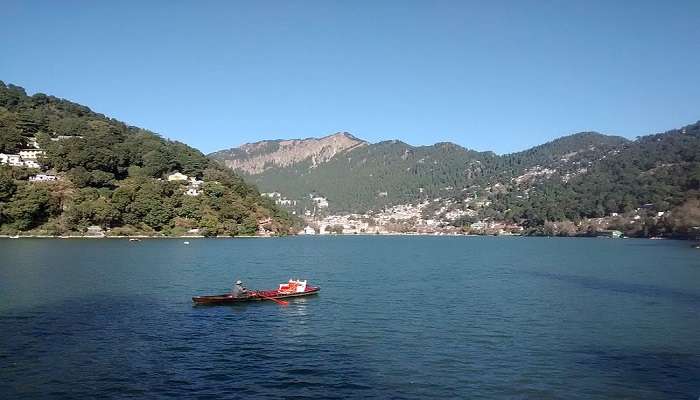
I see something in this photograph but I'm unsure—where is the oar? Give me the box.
[253,291,289,306]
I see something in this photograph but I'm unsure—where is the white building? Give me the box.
[188,177,203,186]
[23,160,40,169]
[19,149,44,160]
[167,172,188,181]
[311,196,329,208]
[29,174,59,182]
[185,187,201,196]
[470,221,487,230]
[50,135,83,141]
[184,177,203,196]
[0,153,24,167]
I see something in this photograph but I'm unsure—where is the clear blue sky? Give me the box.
[1,1,698,154]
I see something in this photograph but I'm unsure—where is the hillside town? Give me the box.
[259,191,682,238]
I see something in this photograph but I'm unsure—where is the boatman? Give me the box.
[231,280,249,298]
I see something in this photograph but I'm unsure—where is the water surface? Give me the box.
[1,237,698,399]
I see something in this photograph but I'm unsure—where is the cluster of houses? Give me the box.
[262,192,297,207]
[0,137,61,182]
[167,172,204,196]
[0,138,43,169]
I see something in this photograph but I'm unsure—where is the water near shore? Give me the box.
[0,237,698,399]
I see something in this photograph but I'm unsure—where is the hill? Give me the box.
[211,123,700,237]
[210,131,630,214]
[0,81,296,236]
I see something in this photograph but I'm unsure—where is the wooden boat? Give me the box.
[192,279,320,305]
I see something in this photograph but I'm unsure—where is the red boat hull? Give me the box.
[192,286,320,305]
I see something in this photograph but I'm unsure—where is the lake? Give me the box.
[0,237,698,399]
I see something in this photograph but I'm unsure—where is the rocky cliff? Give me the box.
[210,132,366,174]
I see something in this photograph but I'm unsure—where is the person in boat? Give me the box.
[231,280,249,298]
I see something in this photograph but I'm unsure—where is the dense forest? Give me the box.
[213,120,700,238]
[236,140,498,212]
[0,81,296,236]
[487,123,700,224]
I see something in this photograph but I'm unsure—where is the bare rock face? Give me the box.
[211,132,367,174]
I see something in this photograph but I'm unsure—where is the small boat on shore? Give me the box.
[193,279,320,305]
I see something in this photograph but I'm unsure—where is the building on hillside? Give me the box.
[311,196,329,208]
[0,153,24,167]
[19,149,44,160]
[167,172,188,181]
[470,221,487,230]
[50,135,84,142]
[188,177,203,186]
[184,177,203,196]
[185,187,201,196]
[29,174,59,182]
[24,160,40,169]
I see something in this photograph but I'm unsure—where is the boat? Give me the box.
[9,235,19,239]
[129,238,141,242]
[192,279,320,305]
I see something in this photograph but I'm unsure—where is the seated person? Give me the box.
[231,280,249,298]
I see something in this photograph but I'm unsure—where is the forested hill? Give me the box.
[211,130,634,213]
[211,122,700,230]
[0,81,296,236]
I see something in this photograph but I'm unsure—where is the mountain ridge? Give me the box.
[208,122,699,225]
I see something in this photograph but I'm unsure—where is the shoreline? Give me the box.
[0,233,692,241]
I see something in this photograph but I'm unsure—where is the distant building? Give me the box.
[19,149,44,160]
[188,177,203,186]
[183,177,203,196]
[0,153,23,167]
[23,160,40,169]
[470,221,487,230]
[167,172,188,181]
[50,135,83,142]
[29,174,59,182]
[311,196,329,208]
[185,187,200,196]
[598,230,622,238]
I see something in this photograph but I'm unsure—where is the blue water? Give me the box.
[0,237,698,399]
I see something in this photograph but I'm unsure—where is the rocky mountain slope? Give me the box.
[210,130,628,211]
[210,132,366,174]
[210,122,700,230]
